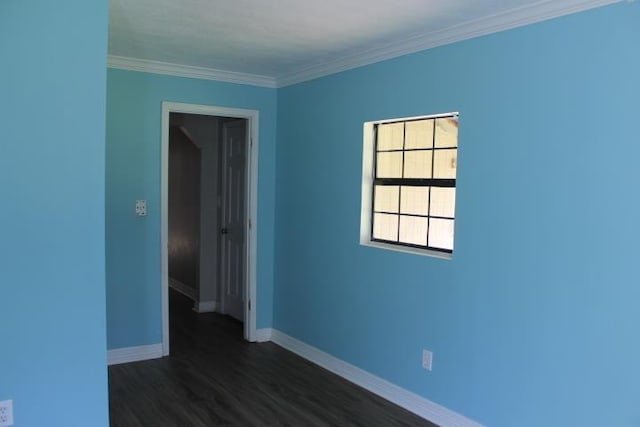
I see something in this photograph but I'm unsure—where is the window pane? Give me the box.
[404,150,432,178]
[373,213,398,241]
[400,186,429,216]
[399,215,428,246]
[430,187,456,218]
[376,152,403,178]
[374,185,399,213]
[428,218,454,250]
[405,119,433,149]
[433,149,456,179]
[434,117,458,148]
[377,122,404,151]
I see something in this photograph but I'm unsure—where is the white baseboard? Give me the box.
[254,328,273,342]
[169,277,196,300]
[269,330,483,427]
[107,343,163,366]
[193,300,218,313]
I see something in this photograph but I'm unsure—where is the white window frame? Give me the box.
[359,112,459,260]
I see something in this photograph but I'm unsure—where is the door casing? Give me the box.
[161,101,259,355]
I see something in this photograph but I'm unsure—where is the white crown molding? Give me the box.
[107,343,163,366]
[275,0,624,87]
[270,329,484,427]
[107,55,277,89]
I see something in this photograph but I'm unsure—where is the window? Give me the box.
[360,113,458,257]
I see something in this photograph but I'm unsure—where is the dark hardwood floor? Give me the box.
[108,290,438,426]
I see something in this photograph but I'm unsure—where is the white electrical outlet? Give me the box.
[135,199,147,216]
[422,349,433,371]
[0,400,14,427]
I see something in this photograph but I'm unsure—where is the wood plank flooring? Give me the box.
[108,290,438,426]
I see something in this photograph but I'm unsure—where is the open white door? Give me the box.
[220,119,247,322]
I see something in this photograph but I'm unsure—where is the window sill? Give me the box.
[360,240,453,260]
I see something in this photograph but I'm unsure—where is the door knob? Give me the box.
[221,228,228,234]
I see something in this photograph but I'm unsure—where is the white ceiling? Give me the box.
[108,0,622,87]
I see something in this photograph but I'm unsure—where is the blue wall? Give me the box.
[0,1,109,426]
[106,70,277,349]
[274,3,640,426]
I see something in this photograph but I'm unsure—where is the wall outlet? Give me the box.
[0,400,14,426]
[422,349,433,371]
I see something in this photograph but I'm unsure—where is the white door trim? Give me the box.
[161,101,259,356]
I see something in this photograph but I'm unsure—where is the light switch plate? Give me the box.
[135,200,147,216]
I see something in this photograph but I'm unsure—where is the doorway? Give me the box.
[161,102,259,356]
